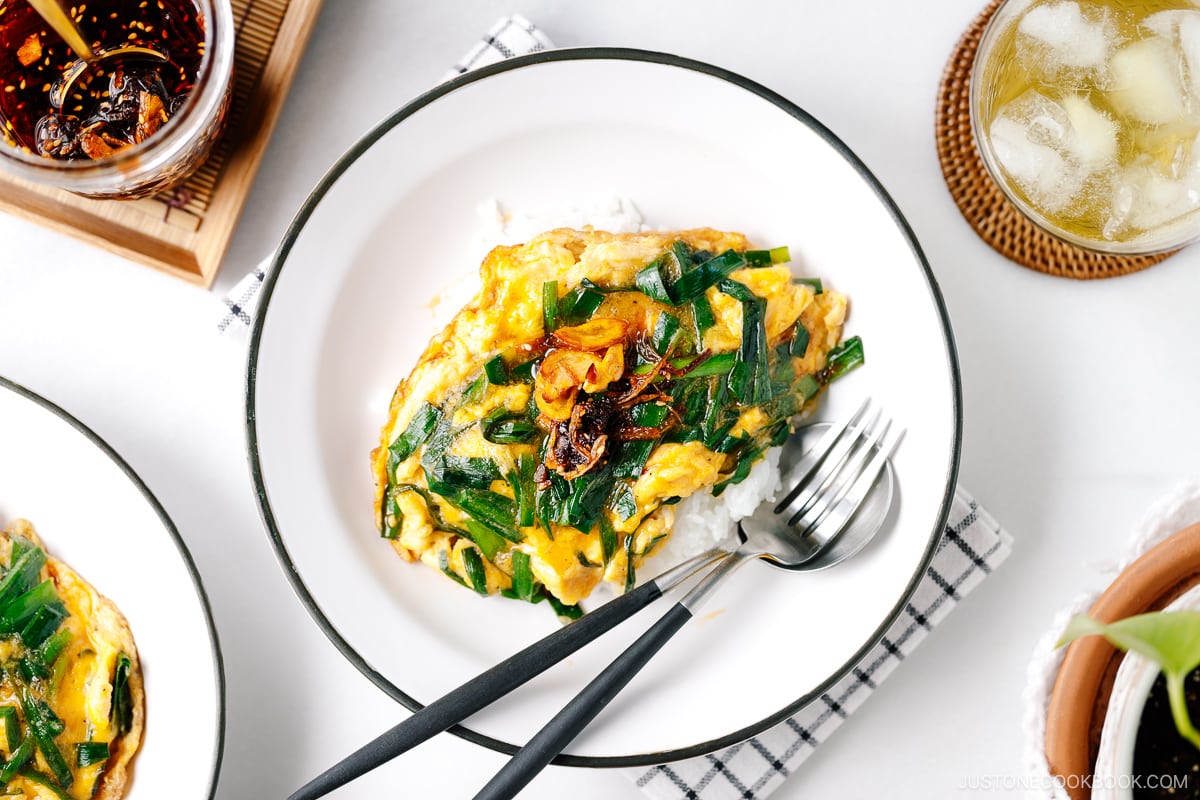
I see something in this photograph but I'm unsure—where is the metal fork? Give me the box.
[472,398,902,799]
[289,399,900,800]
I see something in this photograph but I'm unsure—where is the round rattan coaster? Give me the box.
[935,0,1177,279]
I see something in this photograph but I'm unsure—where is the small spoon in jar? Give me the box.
[48,45,168,109]
[23,0,169,110]
[25,0,94,61]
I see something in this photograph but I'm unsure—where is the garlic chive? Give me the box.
[387,403,443,467]
[635,260,675,305]
[0,735,31,783]
[651,312,681,356]
[75,741,110,768]
[483,355,508,385]
[0,706,18,751]
[822,336,865,383]
[461,547,489,596]
[542,281,560,331]
[509,551,536,602]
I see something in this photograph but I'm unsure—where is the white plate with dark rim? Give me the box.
[248,48,961,766]
[0,376,224,797]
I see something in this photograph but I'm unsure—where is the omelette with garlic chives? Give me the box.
[0,520,142,800]
[372,228,861,614]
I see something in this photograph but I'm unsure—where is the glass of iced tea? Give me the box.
[0,0,233,199]
[972,0,1200,254]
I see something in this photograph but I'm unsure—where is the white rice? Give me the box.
[475,196,651,246]
[478,198,786,588]
[642,447,782,575]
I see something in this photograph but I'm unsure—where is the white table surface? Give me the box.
[3,2,1200,798]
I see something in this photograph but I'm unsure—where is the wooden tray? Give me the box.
[0,0,324,287]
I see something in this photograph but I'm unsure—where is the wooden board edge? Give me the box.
[193,0,328,287]
[0,191,204,285]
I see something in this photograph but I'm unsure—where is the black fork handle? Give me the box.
[472,602,695,800]
[287,578,670,800]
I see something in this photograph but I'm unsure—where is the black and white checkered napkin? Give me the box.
[631,487,1011,799]
[217,18,1014,800]
[216,14,551,338]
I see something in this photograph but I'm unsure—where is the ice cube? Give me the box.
[991,107,1083,213]
[1107,38,1187,125]
[1142,9,1200,104]
[1017,2,1112,73]
[988,90,1117,213]
[1060,94,1119,167]
[1110,158,1200,232]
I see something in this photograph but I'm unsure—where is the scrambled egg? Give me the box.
[0,520,142,800]
[373,228,849,610]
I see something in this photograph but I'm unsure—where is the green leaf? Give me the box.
[542,281,560,331]
[425,456,503,491]
[461,547,489,596]
[38,628,72,670]
[387,403,443,468]
[674,241,716,341]
[652,312,681,356]
[546,595,584,621]
[0,706,19,751]
[21,687,72,788]
[599,517,618,565]
[508,357,538,383]
[559,284,606,325]
[111,654,134,735]
[822,336,865,384]
[671,250,746,304]
[436,488,522,544]
[1059,611,1200,750]
[483,417,536,445]
[635,260,675,305]
[0,542,47,615]
[483,355,509,386]
[437,550,468,587]
[17,768,73,800]
[462,521,505,561]
[509,551,536,603]
[790,324,810,357]
[0,735,32,783]
[512,454,537,528]
[75,741,110,768]
[606,482,638,521]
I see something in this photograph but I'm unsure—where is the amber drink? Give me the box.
[973,0,1200,253]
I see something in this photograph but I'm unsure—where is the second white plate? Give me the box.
[0,377,224,798]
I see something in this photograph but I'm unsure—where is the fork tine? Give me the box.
[798,427,904,555]
[773,397,869,515]
[789,413,891,531]
[780,407,882,526]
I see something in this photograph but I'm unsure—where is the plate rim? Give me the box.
[246,46,963,767]
[0,374,227,797]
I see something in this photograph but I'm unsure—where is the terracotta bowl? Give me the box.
[1045,523,1200,799]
